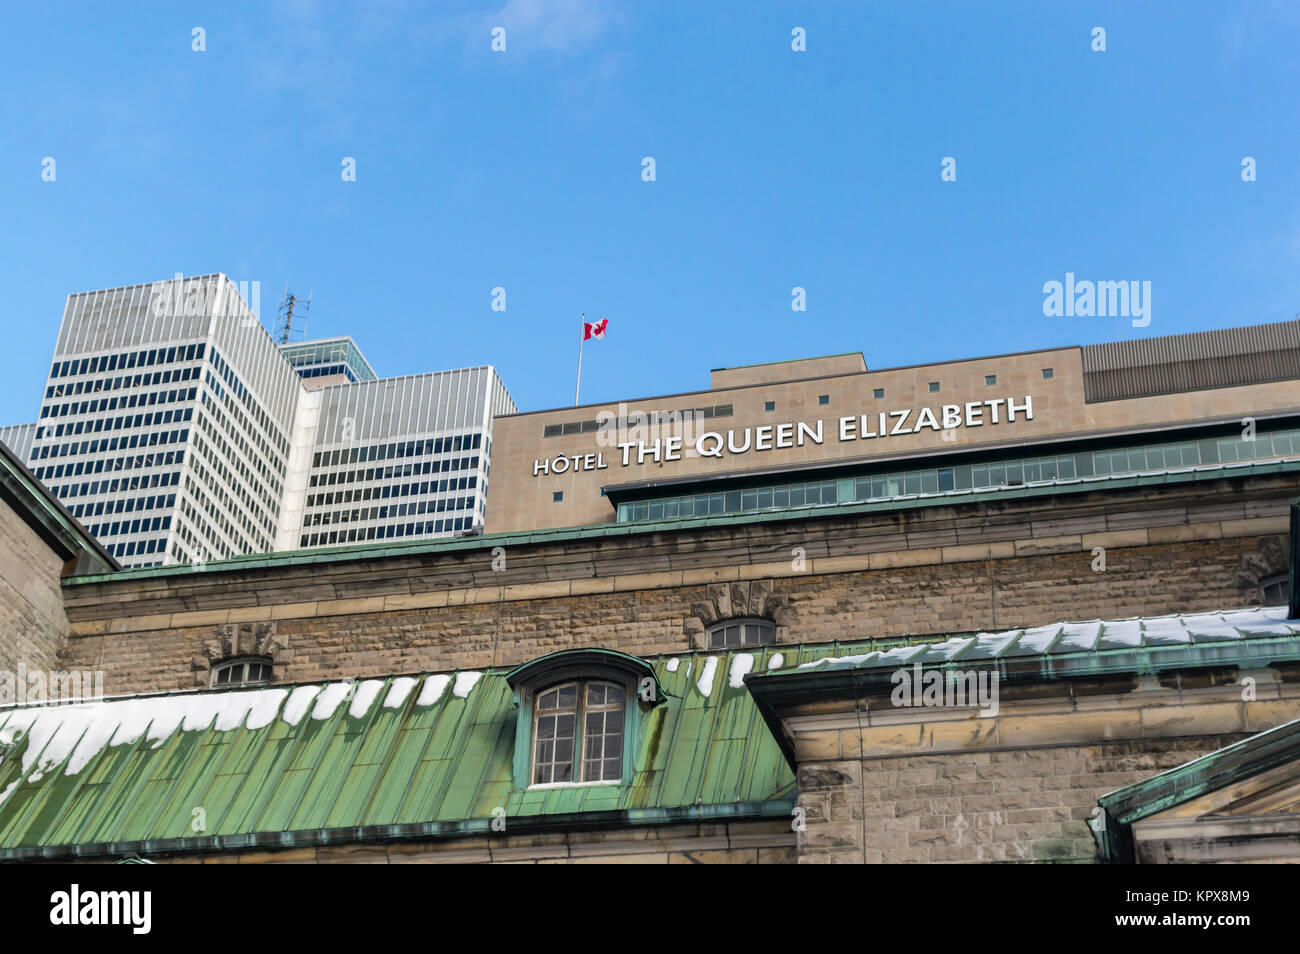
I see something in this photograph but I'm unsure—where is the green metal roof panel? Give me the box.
[1094,713,1300,863]
[758,608,1300,682]
[0,647,863,860]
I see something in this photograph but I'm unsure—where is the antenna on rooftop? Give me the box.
[275,286,312,345]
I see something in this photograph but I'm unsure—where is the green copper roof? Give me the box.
[0,646,859,861]
[748,607,1300,690]
[1092,714,1300,863]
[745,607,1300,766]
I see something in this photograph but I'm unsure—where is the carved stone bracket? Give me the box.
[686,580,792,649]
[1235,535,1288,606]
[190,621,284,686]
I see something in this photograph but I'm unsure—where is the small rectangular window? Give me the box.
[1042,368,1054,379]
[818,394,829,405]
[873,388,884,399]
[552,491,563,502]
[984,374,996,385]
[764,401,775,412]
[928,382,940,392]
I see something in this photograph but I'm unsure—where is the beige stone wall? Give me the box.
[798,740,1235,864]
[710,353,867,389]
[77,819,796,864]
[488,343,1300,531]
[790,679,1300,863]
[59,473,1295,694]
[0,500,70,679]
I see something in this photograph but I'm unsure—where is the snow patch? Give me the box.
[696,657,718,696]
[729,654,754,688]
[245,689,289,731]
[0,687,299,785]
[453,672,483,698]
[348,680,385,719]
[768,653,784,670]
[383,677,418,709]
[311,683,353,720]
[665,658,680,673]
[417,675,451,706]
[282,686,322,726]
[798,653,875,671]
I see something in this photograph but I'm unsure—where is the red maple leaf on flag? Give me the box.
[583,318,608,340]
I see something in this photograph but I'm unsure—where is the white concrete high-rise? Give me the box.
[3,275,516,568]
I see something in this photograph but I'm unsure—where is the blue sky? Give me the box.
[2,1,1299,424]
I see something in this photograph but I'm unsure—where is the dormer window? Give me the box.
[507,649,664,790]
[210,657,272,688]
[533,680,625,784]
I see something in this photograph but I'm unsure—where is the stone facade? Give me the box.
[0,499,70,679]
[17,466,1298,864]
[58,471,1296,697]
[785,673,1300,863]
[797,739,1242,864]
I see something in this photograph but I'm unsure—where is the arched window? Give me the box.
[1261,574,1290,605]
[707,618,775,650]
[507,649,662,790]
[210,657,273,688]
[533,680,625,785]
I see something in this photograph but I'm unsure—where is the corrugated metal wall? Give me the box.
[1081,319,1300,402]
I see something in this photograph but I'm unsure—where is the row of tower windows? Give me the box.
[70,492,176,522]
[41,404,194,442]
[306,475,477,509]
[89,514,172,540]
[302,495,476,529]
[299,515,475,548]
[40,385,198,422]
[311,432,483,469]
[45,364,201,402]
[206,346,291,456]
[309,454,480,490]
[194,405,281,522]
[201,373,288,486]
[186,447,271,553]
[49,342,206,379]
[48,470,181,503]
[37,448,186,486]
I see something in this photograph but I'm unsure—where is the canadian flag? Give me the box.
[583,318,608,341]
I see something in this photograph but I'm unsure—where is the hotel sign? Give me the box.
[532,395,1035,477]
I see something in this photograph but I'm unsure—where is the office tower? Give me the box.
[7,275,515,568]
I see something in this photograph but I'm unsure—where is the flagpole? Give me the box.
[575,313,584,406]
